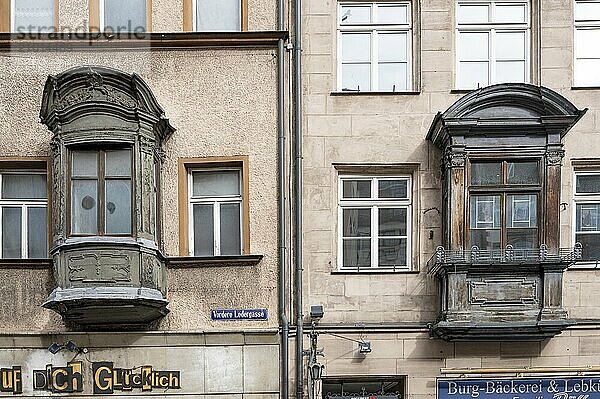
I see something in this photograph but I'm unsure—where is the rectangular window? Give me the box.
[338,175,412,270]
[2,0,56,33]
[184,0,247,31]
[0,170,48,259]
[178,157,250,257]
[91,0,150,32]
[70,149,133,236]
[574,172,600,261]
[338,2,412,92]
[455,0,530,89]
[322,377,405,399]
[574,0,600,86]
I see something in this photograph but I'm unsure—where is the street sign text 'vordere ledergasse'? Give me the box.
[439,377,600,399]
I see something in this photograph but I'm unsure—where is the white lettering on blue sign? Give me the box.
[211,309,268,321]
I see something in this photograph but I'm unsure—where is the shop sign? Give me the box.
[92,362,180,394]
[33,362,83,393]
[439,377,600,399]
[0,366,22,394]
[211,308,268,321]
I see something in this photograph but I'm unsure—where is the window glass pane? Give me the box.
[343,180,371,198]
[71,180,98,235]
[196,0,240,31]
[342,33,371,62]
[507,162,539,184]
[471,162,501,185]
[507,229,537,249]
[378,179,408,199]
[378,63,408,91]
[28,207,47,258]
[458,62,489,88]
[458,32,489,60]
[379,33,407,62]
[193,204,214,256]
[13,0,54,32]
[2,174,47,199]
[574,59,600,86]
[342,208,371,237]
[220,203,241,255]
[379,238,407,267]
[377,5,408,24]
[341,63,371,91]
[494,4,527,23]
[457,4,489,23]
[470,229,501,250]
[576,203,600,231]
[575,29,600,58]
[72,151,98,177]
[2,207,21,258]
[576,174,600,194]
[343,239,371,267]
[105,180,132,234]
[104,0,147,31]
[379,208,407,236]
[507,194,537,228]
[575,233,600,260]
[192,170,240,197]
[470,195,501,228]
[495,32,526,60]
[575,1,600,21]
[340,5,371,24]
[495,61,526,83]
[105,150,132,177]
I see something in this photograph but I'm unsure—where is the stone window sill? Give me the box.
[166,255,263,268]
[0,258,52,269]
[330,91,421,96]
[571,86,600,90]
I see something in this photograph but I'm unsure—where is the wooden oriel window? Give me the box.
[89,0,152,32]
[178,156,250,256]
[183,0,248,31]
[0,0,58,32]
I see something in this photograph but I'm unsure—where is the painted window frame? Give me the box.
[337,175,413,271]
[337,1,413,92]
[183,0,248,31]
[178,156,250,257]
[0,158,51,259]
[574,0,600,87]
[0,0,58,32]
[89,0,152,32]
[455,0,531,90]
[572,170,600,263]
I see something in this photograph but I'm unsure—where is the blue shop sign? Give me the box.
[438,377,600,399]
[211,309,268,321]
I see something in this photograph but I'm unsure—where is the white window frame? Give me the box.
[337,175,412,271]
[574,0,600,87]
[11,0,55,33]
[187,167,244,257]
[337,2,413,92]
[455,0,531,89]
[192,0,242,31]
[572,171,600,265]
[0,170,48,259]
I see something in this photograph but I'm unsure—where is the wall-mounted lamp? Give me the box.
[309,361,325,381]
[358,340,372,354]
[48,340,87,354]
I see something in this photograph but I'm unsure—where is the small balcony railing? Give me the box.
[427,243,583,275]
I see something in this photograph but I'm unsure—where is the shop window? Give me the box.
[322,377,405,399]
[90,0,150,32]
[178,157,250,257]
[455,0,530,89]
[337,2,412,92]
[0,166,48,259]
[184,0,247,31]
[1,0,56,32]
[574,0,600,86]
[574,171,600,261]
[69,149,133,236]
[338,175,412,270]
[468,160,540,250]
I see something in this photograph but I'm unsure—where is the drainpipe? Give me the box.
[292,0,303,394]
[277,0,289,396]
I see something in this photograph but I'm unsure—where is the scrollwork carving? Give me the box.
[546,150,565,166]
[444,150,466,169]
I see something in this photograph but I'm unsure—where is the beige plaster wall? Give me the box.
[0,47,279,332]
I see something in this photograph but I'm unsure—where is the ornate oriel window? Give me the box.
[39,66,174,329]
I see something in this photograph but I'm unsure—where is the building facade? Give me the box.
[301,0,600,398]
[0,0,288,397]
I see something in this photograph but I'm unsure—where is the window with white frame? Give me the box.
[0,171,48,259]
[338,2,412,92]
[193,0,242,31]
[100,0,147,32]
[338,176,411,270]
[11,0,55,33]
[573,172,600,261]
[574,1,600,86]
[455,0,530,89]
[188,169,243,256]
